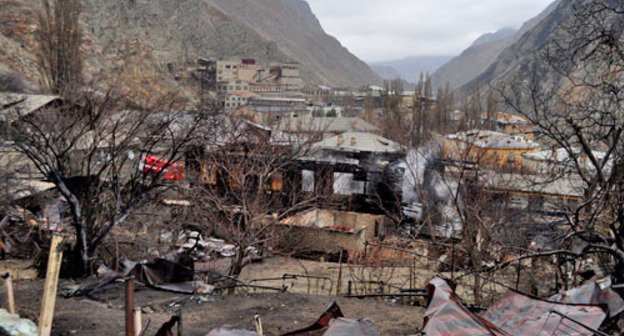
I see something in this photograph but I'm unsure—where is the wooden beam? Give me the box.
[38,234,64,336]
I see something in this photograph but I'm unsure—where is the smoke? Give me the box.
[398,140,462,236]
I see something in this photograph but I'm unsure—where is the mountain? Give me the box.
[206,0,381,86]
[459,0,621,96]
[470,27,516,48]
[369,65,402,81]
[431,1,561,90]
[370,56,454,82]
[0,0,380,96]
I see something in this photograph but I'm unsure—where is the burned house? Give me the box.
[278,209,389,258]
[184,117,305,209]
[298,131,405,213]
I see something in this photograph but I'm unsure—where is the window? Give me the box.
[201,163,218,185]
[271,173,284,191]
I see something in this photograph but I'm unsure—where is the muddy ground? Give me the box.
[1,257,425,336]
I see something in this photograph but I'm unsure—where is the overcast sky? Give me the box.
[306,0,554,63]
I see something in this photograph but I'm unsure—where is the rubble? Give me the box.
[0,309,37,336]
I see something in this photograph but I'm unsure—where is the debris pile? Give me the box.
[167,230,256,261]
[205,302,381,336]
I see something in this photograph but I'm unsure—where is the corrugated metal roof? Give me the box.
[446,129,539,150]
[423,277,609,336]
[313,132,403,153]
[0,92,60,124]
[275,117,379,133]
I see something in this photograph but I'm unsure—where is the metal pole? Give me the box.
[516,261,522,290]
[336,249,343,296]
[125,278,135,336]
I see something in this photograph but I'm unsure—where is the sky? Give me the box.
[305,0,554,63]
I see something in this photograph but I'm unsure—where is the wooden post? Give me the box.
[253,315,263,336]
[336,249,343,296]
[38,234,64,336]
[125,278,135,336]
[347,281,352,297]
[133,308,142,336]
[3,273,15,314]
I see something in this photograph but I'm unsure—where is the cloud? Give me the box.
[305,0,555,62]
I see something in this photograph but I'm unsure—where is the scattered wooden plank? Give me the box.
[38,234,64,336]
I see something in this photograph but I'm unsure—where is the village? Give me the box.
[1,53,622,336]
[1,0,624,335]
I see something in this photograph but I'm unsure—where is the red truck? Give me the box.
[139,155,184,181]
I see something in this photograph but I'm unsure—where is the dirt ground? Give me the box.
[1,257,425,336]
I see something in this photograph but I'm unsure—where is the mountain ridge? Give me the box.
[370,55,455,82]
[431,0,561,91]
[0,0,381,95]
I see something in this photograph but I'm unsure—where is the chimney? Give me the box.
[351,137,357,146]
[552,148,558,161]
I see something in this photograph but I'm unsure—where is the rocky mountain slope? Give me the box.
[458,0,624,98]
[0,0,380,96]
[470,27,516,48]
[431,0,561,90]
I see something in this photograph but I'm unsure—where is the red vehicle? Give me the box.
[139,155,184,181]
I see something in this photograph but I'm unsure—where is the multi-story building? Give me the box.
[216,59,262,83]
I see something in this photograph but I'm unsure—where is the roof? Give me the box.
[446,129,539,150]
[316,85,333,91]
[424,277,609,336]
[229,91,256,98]
[0,92,61,124]
[313,132,403,153]
[478,171,585,198]
[203,116,299,147]
[523,147,606,163]
[275,117,379,134]
[249,96,307,103]
[367,85,385,91]
[497,112,531,125]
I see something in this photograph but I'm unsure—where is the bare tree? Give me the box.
[187,118,323,285]
[10,92,206,276]
[37,0,83,95]
[499,0,624,284]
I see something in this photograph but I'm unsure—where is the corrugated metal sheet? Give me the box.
[423,277,612,336]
